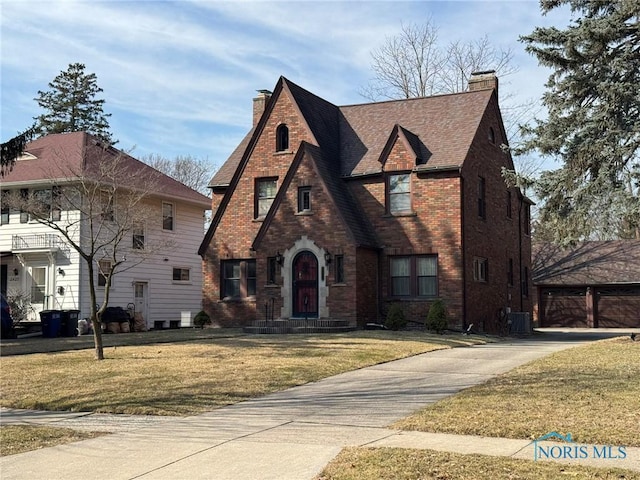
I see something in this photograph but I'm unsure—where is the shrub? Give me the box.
[193,310,211,329]
[426,299,448,333]
[385,304,407,331]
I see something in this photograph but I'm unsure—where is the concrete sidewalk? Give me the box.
[2,334,638,479]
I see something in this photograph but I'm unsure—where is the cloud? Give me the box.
[1,0,575,171]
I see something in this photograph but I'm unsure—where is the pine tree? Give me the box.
[34,63,115,145]
[520,0,640,243]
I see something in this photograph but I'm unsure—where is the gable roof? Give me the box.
[2,132,211,208]
[252,142,379,250]
[210,77,494,188]
[200,76,497,255]
[339,89,493,176]
[533,240,640,286]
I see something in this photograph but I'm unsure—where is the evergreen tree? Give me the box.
[34,63,115,145]
[520,0,640,243]
[1,124,36,176]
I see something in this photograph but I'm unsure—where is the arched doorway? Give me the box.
[292,251,318,318]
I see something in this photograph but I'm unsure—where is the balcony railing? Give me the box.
[12,234,71,256]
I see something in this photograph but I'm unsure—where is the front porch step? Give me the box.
[243,318,356,334]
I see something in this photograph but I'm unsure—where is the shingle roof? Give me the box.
[210,77,493,186]
[339,90,492,176]
[3,132,211,208]
[201,76,496,255]
[533,241,640,285]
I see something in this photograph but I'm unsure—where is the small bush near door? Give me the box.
[426,299,448,333]
[385,304,407,331]
[193,310,211,329]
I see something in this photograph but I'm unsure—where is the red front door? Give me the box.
[292,251,318,318]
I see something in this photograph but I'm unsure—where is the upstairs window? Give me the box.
[133,223,145,249]
[388,173,411,214]
[98,259,112,287]
[489,127,496,144]
[100,190,114,222]
[506,190,512,219]
[28,188,61,221]
[1,191,9,224]
[473,257,488,282]
[276,124,289,152]
[256,178,277,218]
[163,202,174,230]
[20,189,29,223]
[298,186,311,212]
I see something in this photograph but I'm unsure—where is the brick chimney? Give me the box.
[253,89,272,126]
[468,70,498,96]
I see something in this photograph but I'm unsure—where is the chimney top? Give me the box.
[468,70,498,94]
[253,89,272,126]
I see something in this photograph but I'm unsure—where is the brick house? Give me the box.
[199,72,532,332]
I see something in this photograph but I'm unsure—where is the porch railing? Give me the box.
[12,234,71,256]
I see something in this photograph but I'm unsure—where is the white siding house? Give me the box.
[0,132,211,329]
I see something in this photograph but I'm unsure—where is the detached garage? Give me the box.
[533,241,640,329]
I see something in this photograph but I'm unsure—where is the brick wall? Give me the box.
[202,92,311,326]
[460,100,532,332]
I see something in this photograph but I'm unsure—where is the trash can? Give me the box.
[60,310,80,337]
[40,310,62,338]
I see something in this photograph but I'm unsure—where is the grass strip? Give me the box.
[393,337,640,447]
[0,425,104,456]
[316,447,639,480]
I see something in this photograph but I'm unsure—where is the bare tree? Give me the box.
[141,154,214,196]
[362,21,540,196]
[361,22,517,100]
[5,143,175,359]
[360,21,443,100]
[437,36,516,94]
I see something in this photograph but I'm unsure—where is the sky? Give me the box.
[1,0,574,175]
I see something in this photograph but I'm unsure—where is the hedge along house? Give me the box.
[199,73,533,333]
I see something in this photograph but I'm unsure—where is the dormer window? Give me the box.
[388,173,411,214]
[276,124,289,152]
[489,127,496,144]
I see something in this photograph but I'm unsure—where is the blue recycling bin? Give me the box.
[40,310,62,338]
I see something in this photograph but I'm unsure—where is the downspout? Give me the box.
[460,176,467,331]
[377,247,382,324]
[518,194,524,313]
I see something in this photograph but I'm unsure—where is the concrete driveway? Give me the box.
[1,330,636,479]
